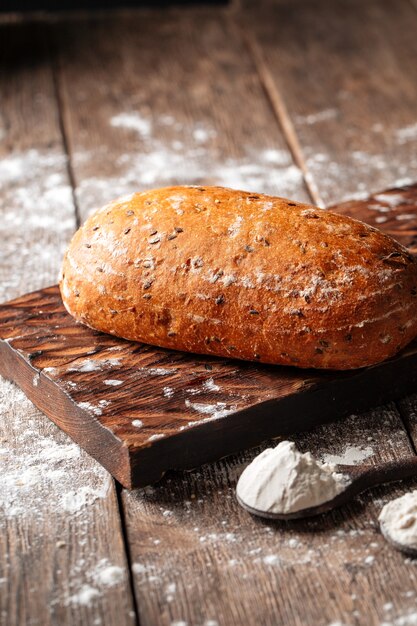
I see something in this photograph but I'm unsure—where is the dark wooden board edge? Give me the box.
[2,321,417,488]
[128,345,417,486]
[0,339,132,487]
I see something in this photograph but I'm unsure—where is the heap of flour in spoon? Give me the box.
[237,440,417,556]
[236,440,351,515]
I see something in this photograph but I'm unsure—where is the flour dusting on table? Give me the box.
[322,444,374,465]
[73,111,305,214]
[66,558,127,607]
[0,379,110,520]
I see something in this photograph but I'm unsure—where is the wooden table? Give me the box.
[2,1,417,624]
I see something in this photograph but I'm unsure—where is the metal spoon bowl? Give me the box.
[237,457,417,521]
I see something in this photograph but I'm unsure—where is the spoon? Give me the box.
[379,522,417,557]
[237,456,417,521]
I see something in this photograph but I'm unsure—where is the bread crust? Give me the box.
[60,186,417,370]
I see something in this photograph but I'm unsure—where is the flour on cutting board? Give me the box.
[0,379,110,520]
[184,399,236,422]
[68,358,122,373]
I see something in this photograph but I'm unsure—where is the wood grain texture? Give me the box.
[244,0,417,206]
[123,405,417,626]
[2,6,417,626]
[2,183,417,491]
[52,10,310,223]
[398,393,417,453]
[329,183,417,253]
[0,21,136,626]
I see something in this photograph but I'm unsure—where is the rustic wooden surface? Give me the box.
[243,0,417,207]
[2,185,417,489]
[0,20,137,626]
[1,2,417,625]
[124,406,417,626]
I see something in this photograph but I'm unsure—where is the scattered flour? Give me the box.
[202,378,220,392]
[322,445,374,466]
[0,379,111,520]
[110,112,152,138]
[77,401,103,416]
[148,433,165,441]
[395,123,417,144]
[103,379,123,386]
[132,563,147,575]
[374,192,406,208]
[68,358,122,373]
[379,491,417,552]
[66,559,126,607]
[146,367,172,376]
[61,482,110,514]
[295,108,338,125]
[0,148,75,300]
[381,613,417,626]
[236,441,350,515]
[74,112,305,215]
[68,584,100,606]
[185,399,235,421]
[163,386,175,398]
[92,560,125,587]
[132,419,144,428]
[304,147,417,206]
[263,554,280,565]
[0,149,72,216]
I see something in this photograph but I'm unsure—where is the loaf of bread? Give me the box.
[60,186,417,370]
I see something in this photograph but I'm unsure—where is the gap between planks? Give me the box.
[50,44,82,229]
[396,400,417,457]
[116,483,142,626]
[237,18,322,206]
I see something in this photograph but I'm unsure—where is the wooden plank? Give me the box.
[0,22,136,626]
[52,10,311,224]
[122,404,417,626]
[243,0,417,206]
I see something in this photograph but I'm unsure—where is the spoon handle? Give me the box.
[340,456,417,491]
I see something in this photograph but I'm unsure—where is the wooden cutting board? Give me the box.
[1,184,417,489]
